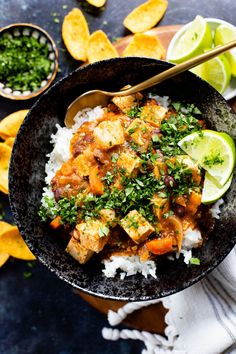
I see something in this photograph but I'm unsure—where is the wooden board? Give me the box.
[76,24,236,335]
[114,25,182,58]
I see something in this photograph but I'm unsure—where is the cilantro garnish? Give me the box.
[189,257,201,265]
[203,152,224,167]
[0,35,51,91]
[98,225,109,237]
[127,106,143,118]
[152,102,202,157]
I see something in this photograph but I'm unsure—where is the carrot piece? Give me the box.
[89,165,104,195]
[50,216,62,229]
[186,191,202,215]
[146,237,173,255]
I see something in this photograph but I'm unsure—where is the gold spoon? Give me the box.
[65,40,236,128]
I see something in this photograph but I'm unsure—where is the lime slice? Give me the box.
[168,15,212,63]
[191,54,231,93]
[202,172,233,204]
[178,130,236,186]
[214,24,236,76]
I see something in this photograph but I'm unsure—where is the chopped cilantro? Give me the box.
[23,271,32,279]
[0,35,52,91]
[154,102,203,157]
[111,154,119,163]
[163,210,174,219]
[152,134,160,143]
[189,257,201,265]
[127,106,143,118]
[98,225,109,237]
[102,171,114,186]
[38,195,78,226]
[203,152,224,167]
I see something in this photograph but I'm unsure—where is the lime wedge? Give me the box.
[191,54,231,93]
[202,172,233,204]
[178,130,236,186]
[214,24,236,76]
[168,15,212,63]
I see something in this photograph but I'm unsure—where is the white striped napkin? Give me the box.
[102,247,236,354]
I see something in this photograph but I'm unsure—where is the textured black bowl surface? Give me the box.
[9,57,236,301]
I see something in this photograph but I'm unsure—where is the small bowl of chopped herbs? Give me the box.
[0,23,58,100]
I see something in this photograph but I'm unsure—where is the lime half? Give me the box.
[178,130,236,186]
[214,24,236,76]
[168,15,212,63]
[202,172,233,204]
[191,54,231,93]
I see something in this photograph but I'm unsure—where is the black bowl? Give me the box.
[9,57,236,301]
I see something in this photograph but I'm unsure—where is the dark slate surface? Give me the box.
[1,0,236,353]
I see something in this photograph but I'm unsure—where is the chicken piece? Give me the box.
[72,148,95,177]
[153,159,167,179]
[120,210,155,244]
[126,118,153,152]
[112,92,143,114]
[117,150,141,177]
[99,209,117,227]
[66,237,94,264]
[140,100,167,127]
[93,120,125,150]
[76,220,110,253]
[152,194,170,220]
[177,155,202,185]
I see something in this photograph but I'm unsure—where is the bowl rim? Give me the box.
[0,22,59,101]
[8,57,236,300]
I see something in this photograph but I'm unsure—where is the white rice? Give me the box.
[102,256,157,279]
[148,93,170,108]
[182,228,202,250]
[42,100,224,278]
[41,106,104,202]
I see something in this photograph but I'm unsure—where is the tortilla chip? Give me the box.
[0,225,36,260]
[122,33,165,59]
[88,30,119,63]
[0,221,15,234]
[0,110,29,140]
[0,143,12,194]
[86,0,106,7]
[123,0,168,33]
[0,252,9,268]
[5,137,15,148]
[62,8,90,61]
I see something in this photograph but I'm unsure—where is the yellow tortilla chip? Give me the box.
[0,143,12,194]
[86,0,106,7]
[123,0,168,33]
[0,109,28,140]
[122,33,166,59]
[0,252,9,268]
[0,225,36,260]
[0,221,15,234]
[88,30,119,63]
[5,137,15,148]
[62,8,90,61]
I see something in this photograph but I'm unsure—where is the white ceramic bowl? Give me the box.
[166,18,236,101]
